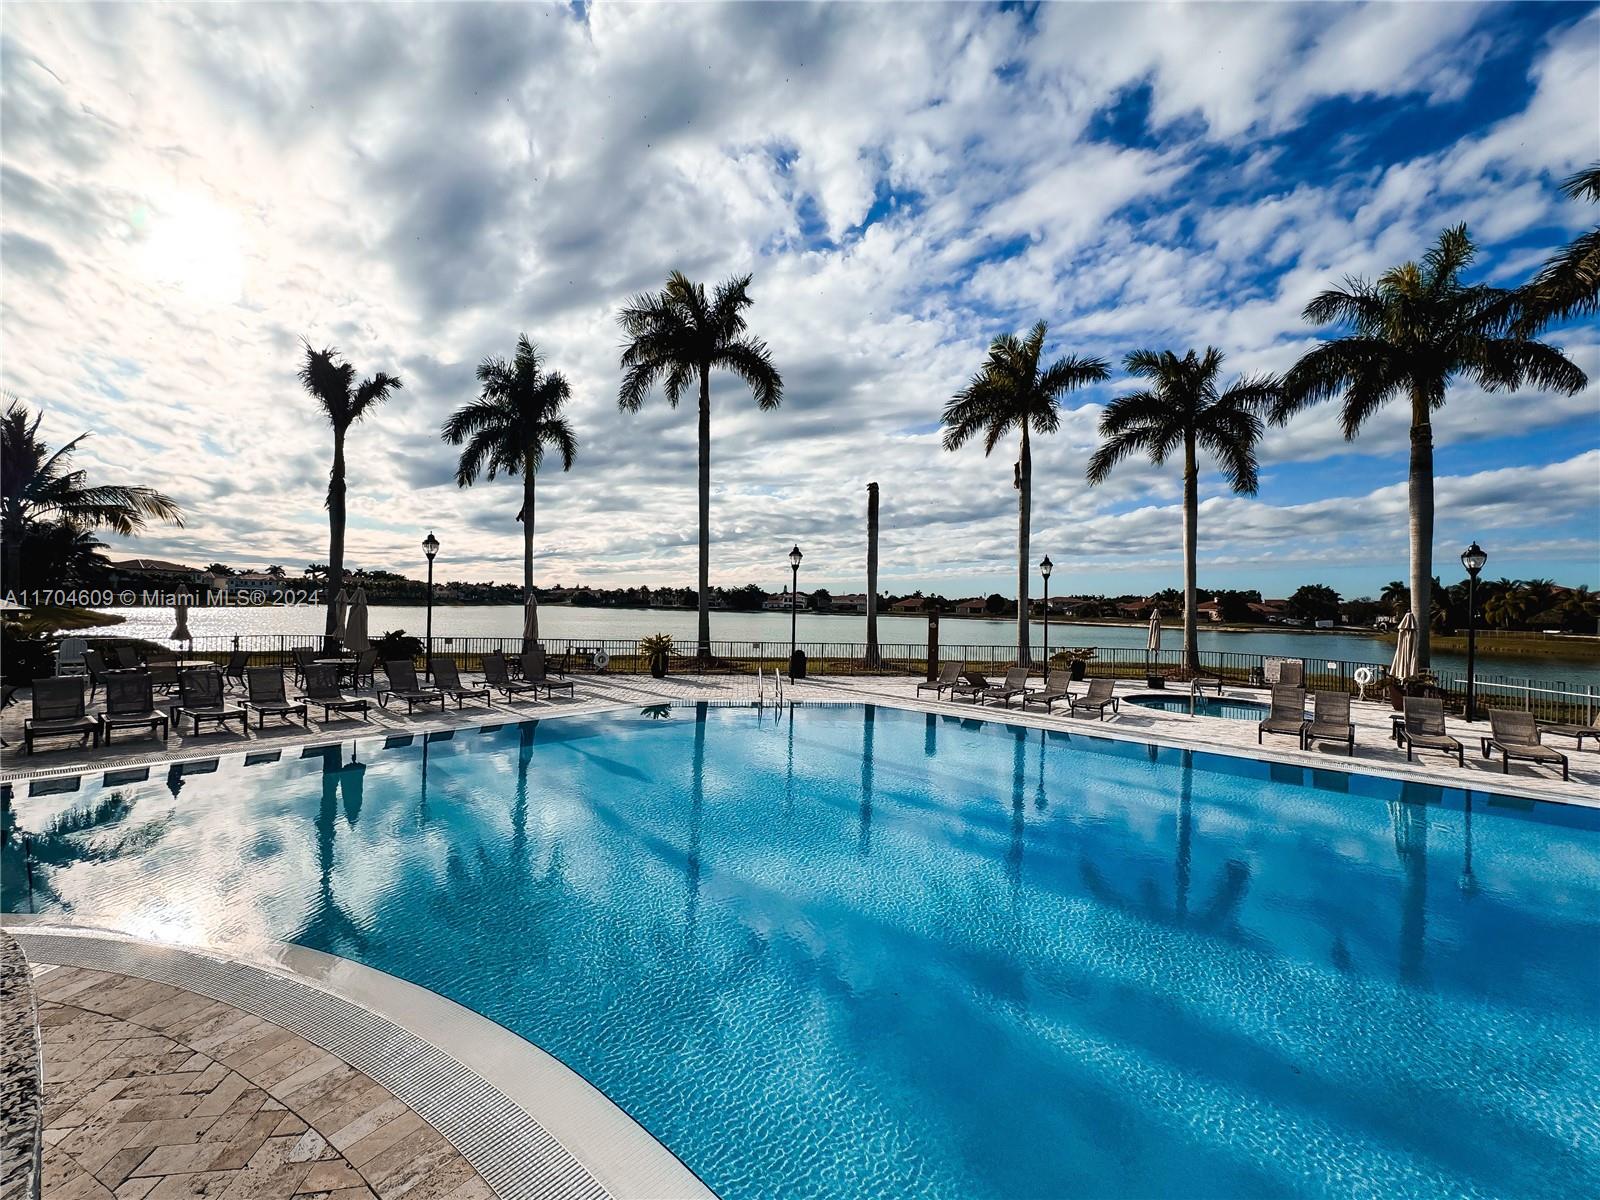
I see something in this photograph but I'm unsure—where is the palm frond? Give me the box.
[714,337,783,410]
[1561,163,1600,204]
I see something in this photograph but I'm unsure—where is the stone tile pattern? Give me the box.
[32,966,493,1200]
[2,930,43,1200]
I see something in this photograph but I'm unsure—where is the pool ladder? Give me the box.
[757,667,784,708]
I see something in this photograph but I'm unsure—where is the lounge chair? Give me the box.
[917,663,963,697]
[1069,677,1120,720]
[100,673,169,745]
[949,671,990,702]
[243,668,307,729]
[177,669,248,735]
[430,658,492,708]
[1023,669,1077,712]
[1482,710,1569,781]
[301,663,371,723]
[1538,710,1600,750]
[522,647,574,699]
[1257,686,1307,745]
[148,661,180,694]
[380,660,445,713]
[23,677,100,754]
[291,646,317,686]
[81,648,116,699]
[353,649,379,688]
[980,667,1031,707]
[1398,697,1463,766]
[482,653,539,702]
[1302,690,1354,754]
[114,646,142,671]
[223,649,250,692]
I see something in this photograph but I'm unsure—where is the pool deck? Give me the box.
[3,671,1594,808]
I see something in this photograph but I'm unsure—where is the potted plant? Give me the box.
[641,632,674,679]
[1388,669,1441,711]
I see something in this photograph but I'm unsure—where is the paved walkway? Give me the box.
[32,964,490,1200]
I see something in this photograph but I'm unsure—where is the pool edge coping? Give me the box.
[2,918,717,1200]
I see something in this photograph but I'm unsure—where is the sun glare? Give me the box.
[136,192,246,306]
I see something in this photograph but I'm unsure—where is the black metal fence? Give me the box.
[75,633,1597,723]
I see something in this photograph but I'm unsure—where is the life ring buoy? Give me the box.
[1353,667,1374,700]
[592,651,610,671]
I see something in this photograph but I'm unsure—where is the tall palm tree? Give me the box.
[943,322,1109,662]
[1,398,182,590]
[1516,163,1599,333]
[442,334,577,644]
[1086,348,1277,672]
[1270,225,1586,666]
[1379,580,1410,619]
[297,343,402,643]
[617,272,782,661]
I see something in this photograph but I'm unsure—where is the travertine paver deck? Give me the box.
[31,964,491,1200]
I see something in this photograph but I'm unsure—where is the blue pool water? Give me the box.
[1125,693,1272,720]
[5,704,1599,1199]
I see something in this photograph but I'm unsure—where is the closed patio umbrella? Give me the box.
[521,593,539,655]
[170,600,191,652]
[344,588,370,653]
[1390,611,1418,681]
[1146,607,1162,675]
[329,589,350,645]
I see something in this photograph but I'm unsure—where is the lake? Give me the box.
[93,604,1599,691]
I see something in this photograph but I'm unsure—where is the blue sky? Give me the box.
[2,1,1596,600]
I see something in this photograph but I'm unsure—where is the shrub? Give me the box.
[371,629,425,662]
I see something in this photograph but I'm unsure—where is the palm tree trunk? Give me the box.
[1408,403,1434,668]
[324,426,346,645]
[696,363,712,664]
[523,464,539,645]
[1182,433,1199,673]
[1016,427,1031,665]
[865,482,881,668]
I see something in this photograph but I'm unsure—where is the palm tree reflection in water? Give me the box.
[294,746,369,957]
[858,706,875,858]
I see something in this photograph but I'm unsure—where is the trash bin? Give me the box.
[788,649,808,681]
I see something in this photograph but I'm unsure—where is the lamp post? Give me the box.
[1460,540,1487,721]
[1039,555,1053,675]
[422,531,440,679]
[788,544,803,660]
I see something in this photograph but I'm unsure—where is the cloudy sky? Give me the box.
[3,1,1597,599]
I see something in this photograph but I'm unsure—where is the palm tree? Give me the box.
[1516,163,1599,333]
[442,335,577,643]
[944,322,1109,661]
[617,272,782,661]
[1,398,182,591]
[1270,225,1586,666]
[297,343,403,643]
[1379,580,1410,619]
[1086,348,1277,672]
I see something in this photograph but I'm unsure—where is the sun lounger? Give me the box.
[23,676,100,754]
[522,647,574,699]
[291,646,317,686]
[950,671,990,702]
[301,663,371,723]
[1538,710,1600,750]
[1301,690,1355,754]
[177,669,248,736]
[100,672,169,745]
[483,653,539,701]
[1398,697,1463,766]
[430,658,493,708]
[223,649,250,692]
[1069,677,1120,719]
[917,663,963,697]
[1482,709,1569,780]
[80,648,116,699]
[1023,669,1077,711]
[980,667,1032,707]
[243,668,307,729]
[1257,686,1307,745]
[380,660,445,713]
[114,646,142,671]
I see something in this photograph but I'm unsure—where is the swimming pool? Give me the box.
[5,704,1598,1199]
[1125,692,1272,720]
